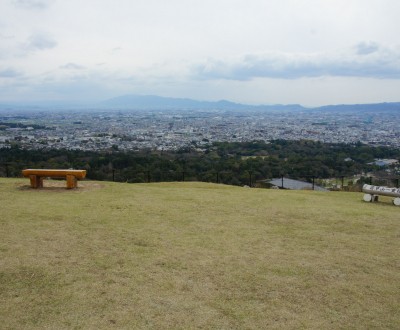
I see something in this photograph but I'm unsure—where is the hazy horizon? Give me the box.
[1,1,400,107]
[1,94,400,110]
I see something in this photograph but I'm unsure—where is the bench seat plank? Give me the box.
[22,169,86,179]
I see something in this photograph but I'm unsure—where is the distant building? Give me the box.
[368,159,399,167]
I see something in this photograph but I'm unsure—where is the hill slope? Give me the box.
[99,94,306,111]
[1,179,399,329]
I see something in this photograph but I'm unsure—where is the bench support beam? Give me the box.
[29,175,43,189]
[66,174,78,189]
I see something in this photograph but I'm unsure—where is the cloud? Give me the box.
[12,0,53,10]
[356,41,380,55]
[24,33,57,51]
[60,63,85,70]
[0,33,15,40]
[0,68,22,78]
[192,43,400,80]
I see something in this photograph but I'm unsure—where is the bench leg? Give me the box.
[66,175,77,189]
[29,175,43,188]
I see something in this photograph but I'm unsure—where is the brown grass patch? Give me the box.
[1,178,399,329]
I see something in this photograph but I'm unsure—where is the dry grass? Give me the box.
[0,178,399,329]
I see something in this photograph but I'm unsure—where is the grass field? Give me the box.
[0,178,399,329]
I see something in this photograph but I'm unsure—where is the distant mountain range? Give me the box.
[100,94,306,111]
[315,102,400,112]
[1,94,400,112]
[100,95,400,112]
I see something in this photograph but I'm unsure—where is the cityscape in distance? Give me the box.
[1,96,400,152]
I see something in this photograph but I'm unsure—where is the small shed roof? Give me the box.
[266,177,329,191]
[368,159,399,167]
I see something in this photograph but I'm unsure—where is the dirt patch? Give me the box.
[17,180,104,192]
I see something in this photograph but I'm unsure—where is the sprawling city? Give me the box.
[1,106,399,151]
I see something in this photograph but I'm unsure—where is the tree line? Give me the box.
[1,140,399,186]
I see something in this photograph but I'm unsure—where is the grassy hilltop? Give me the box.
[0,178,399,329]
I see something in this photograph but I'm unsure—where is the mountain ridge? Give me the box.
[1,94,400,112]
[96,94,400,112]
[100,94,306,111]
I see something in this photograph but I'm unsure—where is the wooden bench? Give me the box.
[22,169,86,189]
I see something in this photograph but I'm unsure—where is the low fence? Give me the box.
[1,162,399,191]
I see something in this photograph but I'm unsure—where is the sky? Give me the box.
[1,0,400,106]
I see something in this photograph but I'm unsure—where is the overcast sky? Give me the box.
[1,0,400,106]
